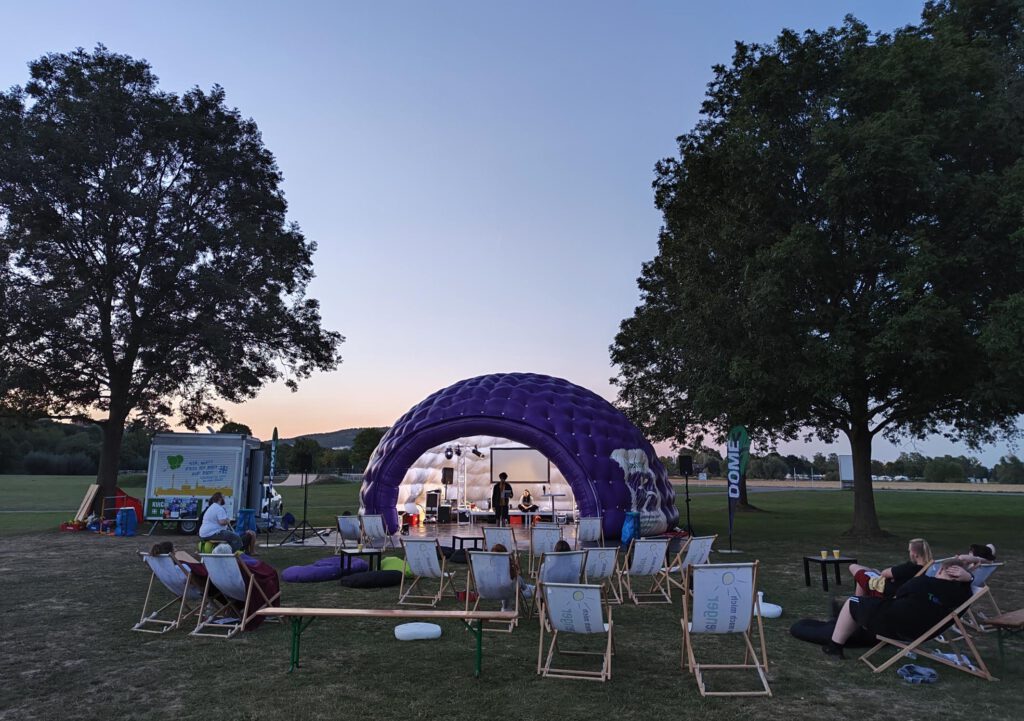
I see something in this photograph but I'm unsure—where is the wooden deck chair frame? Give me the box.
[465,550,525,633]
[965,563,1004,632]
[399,538,455,607]
[360,514,395,549]
[667,534,718,592]
[192,553,281,639]
[537,582,614,682]
[681,561,771,697]
[482,526,517,552]
[132,552,205,634]
[584,546,622,605]
[529,526,564,576]
[528,550,587,620]
[335,515,363,552]
[575,517,604,549]
[619,537,673,605]
[859,585,997,681]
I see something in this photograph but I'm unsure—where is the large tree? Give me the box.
[611,1,1024,536]
[0,47,343,503]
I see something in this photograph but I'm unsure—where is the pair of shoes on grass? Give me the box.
[822,640,845,659]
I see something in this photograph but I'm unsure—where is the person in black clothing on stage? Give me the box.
[848,537,932,598]
[823,559,974,658]
[492,472,514,526]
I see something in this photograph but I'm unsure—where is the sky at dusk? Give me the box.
[3,1,1018,466]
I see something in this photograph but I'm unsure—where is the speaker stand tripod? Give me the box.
[682,471,695,535]
[280,472,326,545]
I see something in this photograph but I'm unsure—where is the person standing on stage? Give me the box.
[492,472,513,526]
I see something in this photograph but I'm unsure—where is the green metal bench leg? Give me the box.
[474,619,483,678]
[288,617,316,672]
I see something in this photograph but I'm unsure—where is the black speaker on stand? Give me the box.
[680,454,695,535]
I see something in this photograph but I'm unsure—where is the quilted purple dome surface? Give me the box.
[361,372,677,538]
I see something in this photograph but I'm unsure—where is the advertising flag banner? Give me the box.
[268,427,278,486]
[726,425,750,548]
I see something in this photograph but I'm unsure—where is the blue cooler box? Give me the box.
[235,508,256,535]
[115,507,138,537]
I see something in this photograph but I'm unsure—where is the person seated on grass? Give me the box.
[199,491,257,555]
[518,489,539,513]
[849,537,932,599]
[823,559,974,659]
[490,543,535,606]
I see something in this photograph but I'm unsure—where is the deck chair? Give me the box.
[681,562,771,697]
[529,526,563,576]
[483,526,517,551]
[132,552,204,633]
[575,517,604,549]
[584,546,622,605]
[528,550,587,620]
[334,515,362,551]
[619,537,672,605]
[965,563,1004,631]
[465,550,526,633]
[191,553,281,639]
[667,535,717,592]
[399,538,456,607]
[360,514,395,549]
[538,583,613,682]
[859,585,996,681]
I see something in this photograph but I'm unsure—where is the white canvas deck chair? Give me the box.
[538,583,613,682]
[132,552,204,634]
[965,563,1004,632]
[335,515,362,551]
[859,585,996,681]
[360,514,395,549]
[399,538,456,607]
[528,550,587,620]
[584,546,622,605]
[575,517,604,549]
[681,562,771,697]
[529,526,563,576]
[465,550,526,633]
[667,535,718,592]
[483,526,517,552]
[619,537,672,605]
[192,553,281,639]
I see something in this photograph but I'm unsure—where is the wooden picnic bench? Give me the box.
[983,608,1024,659]
[255,607,519,677]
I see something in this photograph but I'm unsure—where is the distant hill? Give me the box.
[283,427,384,449]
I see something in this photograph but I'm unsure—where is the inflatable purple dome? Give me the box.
[361,372,677,538]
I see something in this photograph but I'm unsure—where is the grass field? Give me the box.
[1,475,1021,721]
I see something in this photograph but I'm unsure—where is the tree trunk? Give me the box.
[736,475,760,511]
[94,411,128,514]
[845,423,884,537]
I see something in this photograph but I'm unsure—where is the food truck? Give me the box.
[143,432,264,533]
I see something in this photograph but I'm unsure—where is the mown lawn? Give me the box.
[1,476,1020,721]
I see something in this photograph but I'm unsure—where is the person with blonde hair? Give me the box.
[848,538,932,599]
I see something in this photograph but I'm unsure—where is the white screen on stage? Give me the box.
[491,448,549,484]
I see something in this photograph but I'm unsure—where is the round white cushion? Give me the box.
[394,622,442,641]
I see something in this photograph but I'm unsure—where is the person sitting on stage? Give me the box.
[849,537,932,599]
[823,559,974,659]
[199,491,256,554]
[518,489,539,513]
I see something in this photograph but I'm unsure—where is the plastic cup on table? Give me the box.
[820,550,828,559]
[832,549,840,559]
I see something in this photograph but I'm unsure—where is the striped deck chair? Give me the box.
[575,517,604,549]
[192,553,281,639]
[681,562,771,697]
[619,537,672,605]
[399,538,456,607]
[483,526,517,552]
[529,526,563,576]
[538,583,613,682]
[132,552,204,633]
[584,546,622,605]
[465,550,526,633]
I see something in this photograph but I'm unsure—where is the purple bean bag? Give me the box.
[282,556,369,583]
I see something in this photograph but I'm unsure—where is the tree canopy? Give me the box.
[0,46,343,501]
[610,1,1024,535]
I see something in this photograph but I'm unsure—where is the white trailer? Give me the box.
[143,432,264,534]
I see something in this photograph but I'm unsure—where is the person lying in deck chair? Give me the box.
[848,537,933,599]
[955,543,996,570]
[823,559,974,659]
